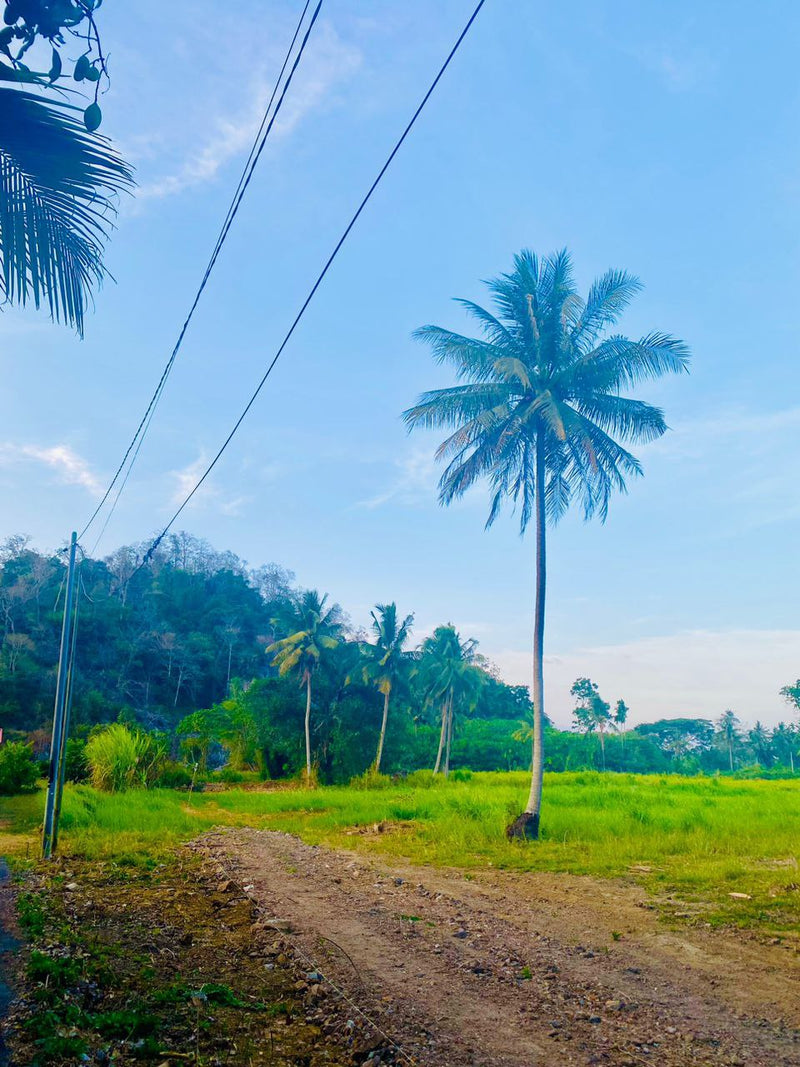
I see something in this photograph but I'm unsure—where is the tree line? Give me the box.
[2,532,798,790]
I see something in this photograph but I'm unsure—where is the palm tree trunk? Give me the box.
[304,672,313,780]
[508,437,546,840]
[374,689,391,773]
[433,695,448,774]
[728,740,733,772]
[444,692,454,778]
[599,730,606,771]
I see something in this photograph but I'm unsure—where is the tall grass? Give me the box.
[3,772,798,928]
[85,724,166,792]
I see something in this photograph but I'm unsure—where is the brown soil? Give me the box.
[3,855,369,1066]
[197,828,800,1067]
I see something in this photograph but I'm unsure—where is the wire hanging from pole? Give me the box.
[78,0,321,547]
[136,0,488,572]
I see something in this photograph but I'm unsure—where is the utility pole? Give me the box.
[42,532,79,859]
[52,560,81,856]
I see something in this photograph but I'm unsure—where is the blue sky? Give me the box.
[2,0,800,727]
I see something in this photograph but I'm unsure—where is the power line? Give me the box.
[78,0,321,545]
[139,0,488,570]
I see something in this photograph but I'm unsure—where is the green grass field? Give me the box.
[3,771,799,932]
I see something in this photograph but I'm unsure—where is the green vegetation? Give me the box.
[0,2,133,334]
[85,724,167,792]
[3,773,798,931]
[10,854,345,1066]
[3,535,797,794]
[404,249,690,838]
[0,739,39,794]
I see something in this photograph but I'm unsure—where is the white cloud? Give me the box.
[355,445,439,510]
[0,443,101,495]
[138,23,361,200]
[640,404,800,533]
[492,629,800,730]
[168,453,252,517]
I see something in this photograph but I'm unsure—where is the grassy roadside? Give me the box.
[2,771,799,935]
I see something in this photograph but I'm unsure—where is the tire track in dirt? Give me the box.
[199,829,800,1067]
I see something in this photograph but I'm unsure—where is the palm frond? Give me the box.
[411,325,502,382]
[570,269,643,350]
[583,332,690,389]
[0,88,133,335]
[572,394,667,443]
[406,248,689,531]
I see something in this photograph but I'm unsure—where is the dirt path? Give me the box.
[199,828,800,1067]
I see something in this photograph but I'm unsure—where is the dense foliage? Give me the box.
[1,533,797,787]
[0,533,537,782]
[0,738,38,794]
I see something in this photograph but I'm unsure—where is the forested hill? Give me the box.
[0,532,531,739]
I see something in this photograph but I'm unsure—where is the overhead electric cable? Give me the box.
[78,0,320,544]
[138,0,488,569]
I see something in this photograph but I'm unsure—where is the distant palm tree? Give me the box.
[350,603,414,773]
[748,720,772,768]
[418,624,482,776]
[267,591,343,780]
[0,89,132,335]
[615,699,629,765]
[716,709,740,772]
[772,722,797,773]
[404,249,689,837]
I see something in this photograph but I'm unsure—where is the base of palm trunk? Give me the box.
[506,810,540,840]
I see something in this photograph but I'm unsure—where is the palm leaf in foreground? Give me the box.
[0,88,133,335]
[404,249,689,838]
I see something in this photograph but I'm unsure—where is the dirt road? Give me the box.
[199,828,800,1067]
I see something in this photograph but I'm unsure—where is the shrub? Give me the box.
[215,766,245,784]
[85,725,166,792]
[155,760,194,790]
[64,738,90,783]
[349,768,394,790]
[0,742,40,795]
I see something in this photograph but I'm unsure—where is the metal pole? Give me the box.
[52,558,81,854]
[42,532,78,859]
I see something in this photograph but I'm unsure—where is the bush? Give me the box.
[349,768,393,790]
[215,766,245,784]
[0,741,39,795]
[85,725,166,792]
[155,760,194,790]
[64,738,90,783]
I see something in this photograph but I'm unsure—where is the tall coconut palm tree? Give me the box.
[0,89,132,335]
[350,603,414,773]
[417,624,482,776]
[716,709,740,772]
[267,591,343,780]
[404,249,689,837]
